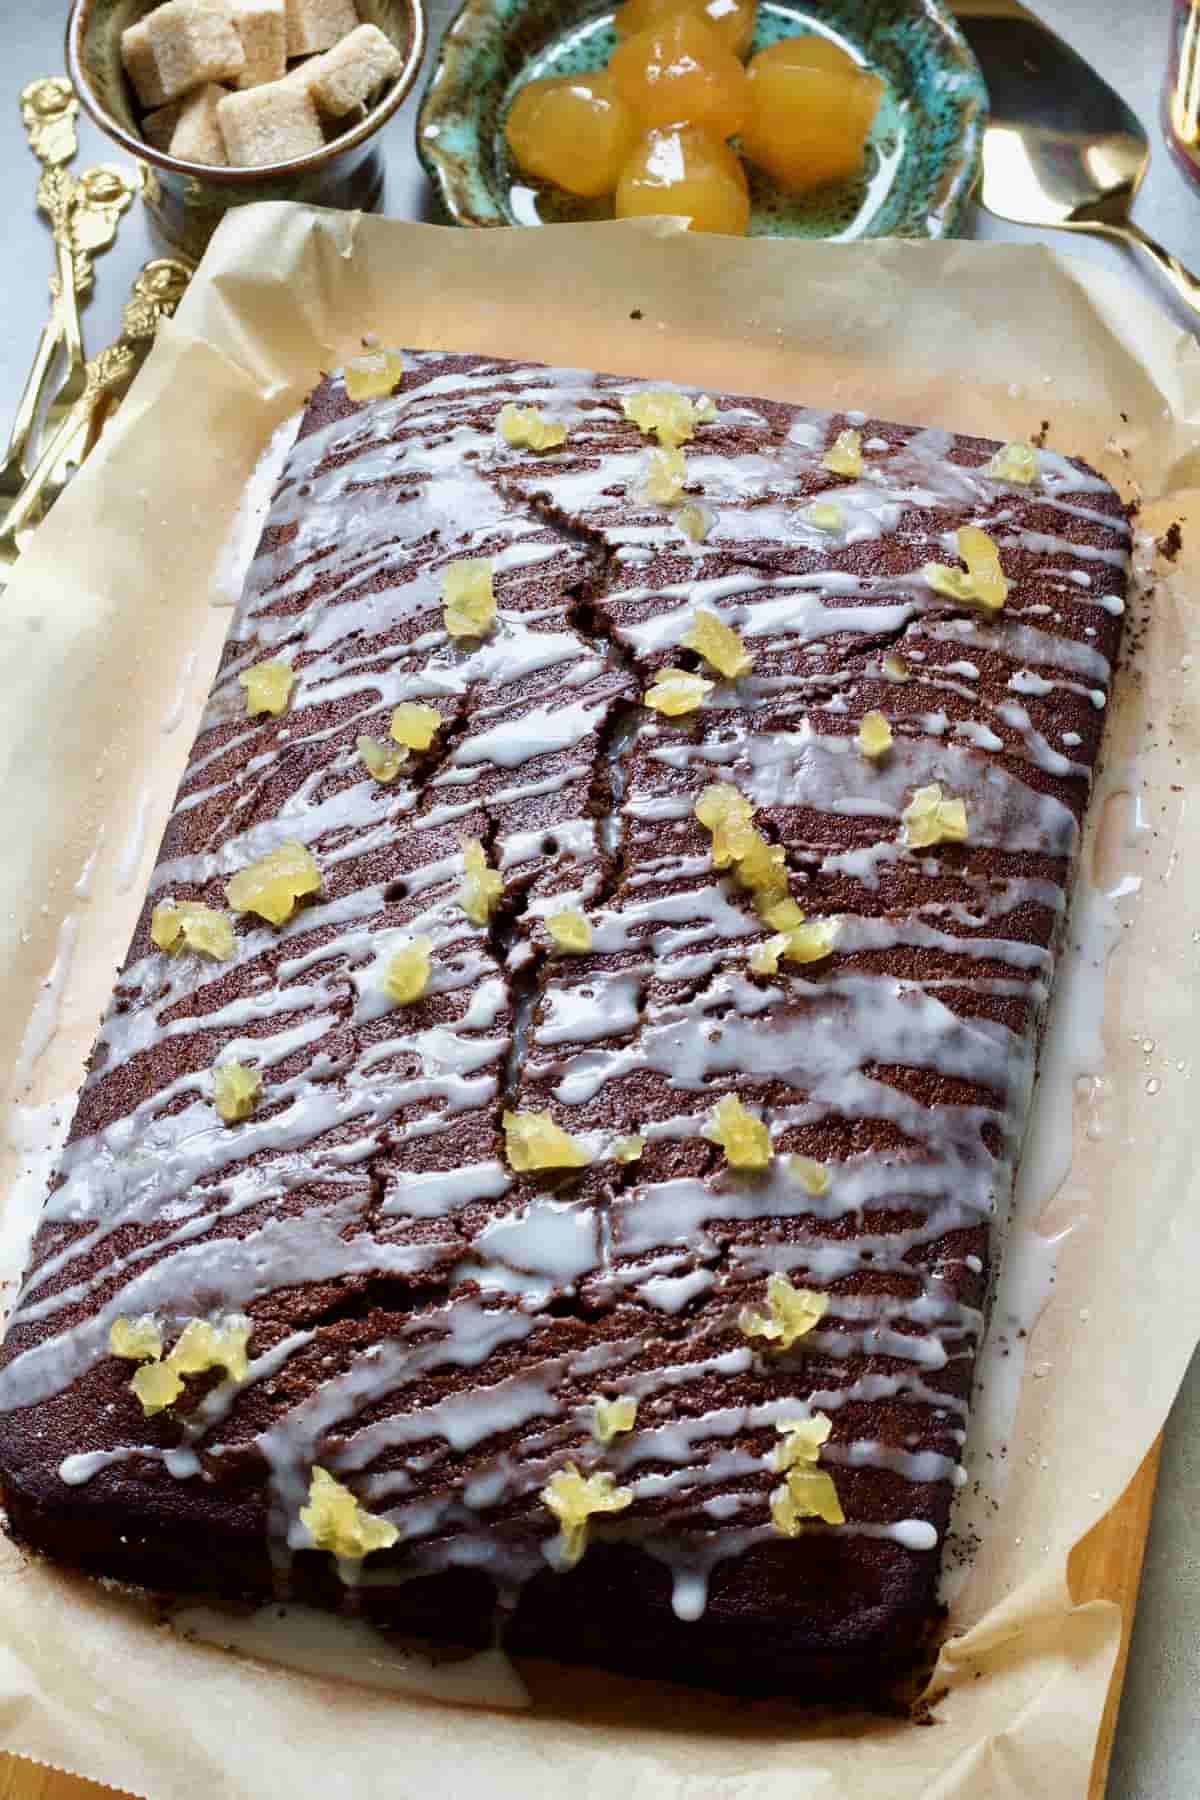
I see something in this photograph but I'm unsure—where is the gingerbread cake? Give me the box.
[0,352,1130,1701]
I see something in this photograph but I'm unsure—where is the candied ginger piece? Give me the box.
[169,1316,252,1383]
[110,1316,163,1362]
[858,710,893,759]
[225,840,320,925]
[593,1395,638,1444]
[213,1060,263,1124]
[614,1133,645,1163]
[151,901,235,961]
[695,781,754,867]
[132,1361,184,1416]
[725,826,786,902]
[987,441,1039,484]
[773,1411,832,1470]
[789,1155,831,1197]
[804,500,844,532]
[882,653,910,683]
[783,916,842,964]
[547,910,592,954]
[678,502,711,543]
[459,837,503,925]
[705,1093,771,1170]
[344,349,404,403]
[901,783,968,849]
[644,445,687,505]
[238,658,295,717]
[644,667,713,716]
[503,1110,591,1171]
[443,558,496,639]
[357,733,407,783]
[498,402,567,451]
[749,934,785,976]
[762,897,805,932]
[923,526,1010,614]
[738,1272,827,1349]
[390,703,442,751]
[300,1466,399,1559]
[622,388,714,448]
[771,1467,844,1531]
[541,1462,632,1568]
[822,429,863,478]
[383,936,433,1005]
[682,607,753,679]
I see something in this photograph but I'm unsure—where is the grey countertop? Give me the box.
[0,1,1196,1793]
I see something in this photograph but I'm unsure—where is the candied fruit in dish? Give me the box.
[150,901,235,961]
[789,1154,831,1197]
[643,444,687,504]
[987,441,1040,484]
[390,702,441,750]
[213,1060,263,1123]
[741,36,882,192]
[383,936,433,1005]
[497,402,568,451]
[541,1463,632,1567]
[738,1271,828,1348]
[503,1109,591,1171]
[169,1316,252,1382]
[705,1093,772,1169]
[443,557,496,639]
[821,427,863,478]
[858,710,892,759]
[132,1361,184,1416]
[300,1466,399,1559]
[901,783,968,849]
[683,606,753,678]
[923,525,1010,613]
[238,658,295,717]
[109,1316,164,1362]
[357,734,407,783]
[610,12,748,136]
[547,910,593,953]
[615,0,757,57]
[225,840,320,925]
[459,837,503,924]
[344,349,404,402]
[644,667,713,715]
[593,1394,639,1443]
[621,388,716,448]
[616,124,750,235]
[505,73,641,199]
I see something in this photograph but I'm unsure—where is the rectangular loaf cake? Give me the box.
[0,352,1130,1702]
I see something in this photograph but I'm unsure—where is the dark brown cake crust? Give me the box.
[0,353,1130,1703]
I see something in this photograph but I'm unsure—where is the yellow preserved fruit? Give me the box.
[593,1394,639,1443]
[541,1462,632,1567]
[761,896,805,932]
[616,124,750,236]
[644,667,713,716]
[131,1360,184,1416]
[300,1466,400,1559]
[773,1410,832,1470]
[770,1411,843,1530]
[110,1315,164,1362]
[609,12,749,138]
[738,1272,828,1349]
[614,1133,645,1163]
[344,349,404,402]
[752,915,841,972]
[150,901,235,961]
[726,826,786,904]
[804,500,843,532]
[503,1109,592,1171]
[857,710,893,759]
[705,1093,772,1169]
[443,557,497,639]
[357,733,407,784]
[789,1154,831,1197]
[459,837,504,924]
[882,652,910,683]
[169,1316,252,1383]
[901,782,969,849]
[238,659,295,718]
[621,388,717,448]
[821,428,863,478]
[644,445,687,504]
[383,936,433,1005]
[390,703,442,751]
[615,0,757,56]
[546,910,593,953]
[694,781,754,866]
[987,441,1039,484]
[923,525,1010,614]
[682,607,753,679]
[504,73,641,200]
[678,502,711,542]
[213,1060,263,1124]
[498,401,568,451]
[225,840,321,926]
[742,36,882,192]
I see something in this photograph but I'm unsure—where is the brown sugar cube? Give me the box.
[216,78,324,164]
[142,100,185,149]
[230,0,288,88]
[145,0,247,102]
[307,22,402,117]
[121,19,169,109]
[284,0,358,58]
[169,82,230,163]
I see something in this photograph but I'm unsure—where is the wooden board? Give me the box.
[0,1442,1161,1800]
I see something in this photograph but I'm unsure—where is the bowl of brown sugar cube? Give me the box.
[67,0,427,257]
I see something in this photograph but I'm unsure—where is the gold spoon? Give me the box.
[956,0,1200,320]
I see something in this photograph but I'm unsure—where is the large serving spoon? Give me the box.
[955,0,1200,321]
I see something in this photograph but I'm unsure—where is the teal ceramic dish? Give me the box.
[417,0,986,236]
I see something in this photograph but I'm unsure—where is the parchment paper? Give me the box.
[1,206,1198,1800]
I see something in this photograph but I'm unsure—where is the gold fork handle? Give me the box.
[3,314,64,469]
[3,345,136,546]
